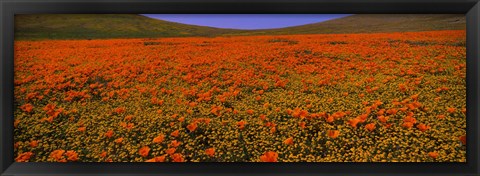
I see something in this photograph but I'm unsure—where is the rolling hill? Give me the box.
[231,14,466,36]
[14,14,244,40]
[15,14,466,40]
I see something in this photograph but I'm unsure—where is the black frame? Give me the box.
[1,0,479,176]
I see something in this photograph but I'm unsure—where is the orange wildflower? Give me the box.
[348,118,360,128]
[187,122,198,132]
[16,152,33,162]
[114,137,124,144]
[29,140,38,148]
[459,135,466,145]
[299,121,306,129]
[237,120,247,130]
[283,137,294,145]
[100,151,107,158]
[50,149,65,161]
[327,130,340,139]
[139,146,150,157]
[166,148,176,155]
[205,147,215,157]
[65,150,79,161]
[169,140,181,148]
[377,116,389,123]
[447,107,456,113]
[20,104,34,113]
[153,134,165,144]
[146,155,166,162]
[113,107,126,114]
[260,151,278,162]
[402,122,414,129]
[105,130,114,138]
[170,130,180,137]
[416,123,430,132]
[365,123,376,132]
[171,153,185,162]
[403,116,416,124]
[428,152,439,159]
[78,126,86,132]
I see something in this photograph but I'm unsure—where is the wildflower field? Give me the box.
[14,30,466,162]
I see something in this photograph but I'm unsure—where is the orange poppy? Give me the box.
[124,115,133,121]
[139,146,150,157]
[402,122,414,129]
[447,107,456,113]
[403,116,416,124]
[105,130,114,138]
[114,137,124,144]
[327,130,340,139]
[283,137,294,145]
[65,150,79,161]
[20,104,34,113]
[365,123,376,132]
[259,114,267,121]
[78,126,86,132]
[166,148,176,155]
[299,121,306,129]
[260,151,278,162]
[416,123,430,132]
[237,120,247,130]
[114,107,126,114]
[377,116,389,123]
[270,126,276,133]
[171,130,180,137]
[29,140,38,148]
[14,120,20,128]
[50,149,65,161]
[178,117,185,122]
[16,152,33,162]
[187,122,198,132]
[428,152,439,159]
[100,151,107,158]
[459,135,466,145]
[348,118,360,128]
[326,115,335,123]
[146,155,166,162]
[205,147,215,157]
[171,153,185,162]
[153,134,165,144]
[169,140,181,148]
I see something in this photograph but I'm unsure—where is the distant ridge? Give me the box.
[14,14,244,40]
[227,14,466,36]
[15,14,465,40]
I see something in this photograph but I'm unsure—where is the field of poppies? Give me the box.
[13,30,466,162]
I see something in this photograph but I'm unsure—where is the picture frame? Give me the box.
[1,0,479,175]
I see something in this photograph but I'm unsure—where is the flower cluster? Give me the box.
[13,30,466,162]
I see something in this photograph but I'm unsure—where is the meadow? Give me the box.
[13,30,466,162]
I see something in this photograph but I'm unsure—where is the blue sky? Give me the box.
[141,14,351,30]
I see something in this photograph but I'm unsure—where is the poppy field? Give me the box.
[13,30,466,162]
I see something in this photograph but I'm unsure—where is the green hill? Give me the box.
[228,14,466,36]
[15,14,466,40]
[14,14,244,40]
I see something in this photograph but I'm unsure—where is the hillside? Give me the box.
[227,14,466,36]
[15,14,466,40]
[14,14,244,40]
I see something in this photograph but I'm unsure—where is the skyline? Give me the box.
[141,14,351,30]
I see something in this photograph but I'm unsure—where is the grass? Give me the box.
[15,14,466,40]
